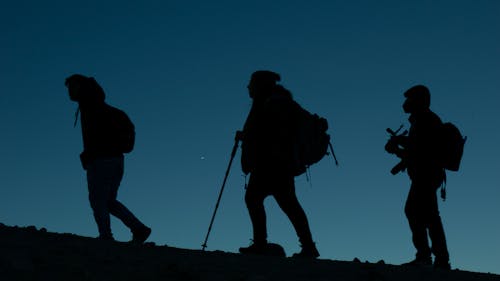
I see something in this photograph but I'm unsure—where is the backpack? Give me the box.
[109,106,136,154]
[440,122,466,171]
[293,103,336,176]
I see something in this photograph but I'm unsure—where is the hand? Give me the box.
[385,138,399,154]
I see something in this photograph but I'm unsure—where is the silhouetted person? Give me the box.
[385,85,450,269]
[65,74,151,243]
[237,70,319,258]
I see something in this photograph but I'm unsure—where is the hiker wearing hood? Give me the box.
[65,74,151,243]
[238,70,319,258]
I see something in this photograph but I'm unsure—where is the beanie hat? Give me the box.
[404,85,430,108]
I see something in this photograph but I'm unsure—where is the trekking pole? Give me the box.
[201,133,240,251]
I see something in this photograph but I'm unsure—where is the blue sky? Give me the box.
[1,0,499,274]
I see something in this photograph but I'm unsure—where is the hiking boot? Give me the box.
[402,257,432,266]
[131,226,151,244]
[292,244,320,259]
[434,259,451,270]
[239,242,269,255]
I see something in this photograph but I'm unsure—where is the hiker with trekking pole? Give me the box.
[237,70,327,258]
[201,70,337,257]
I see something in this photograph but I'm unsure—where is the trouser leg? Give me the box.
[106,157,145,232]
[405,179,449,262]
[109,198,145,231]
[273,177,314,246]
[245,175,268,244]
[87,160,114,238]
[406,213,431,259]
[425,191,449,262]
[429,215,449,261]
[405,186,431,259]
[87,156,145,237]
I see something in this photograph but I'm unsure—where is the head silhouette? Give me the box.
[403,85,430,114]
[247,70,281,100]
[65,74,105,105]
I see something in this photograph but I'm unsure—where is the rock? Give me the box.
[26,225,37,232]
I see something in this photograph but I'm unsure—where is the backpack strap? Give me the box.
[440,172,447,201]
[305,166,313,188]
[73,106,80,128]
[328,141,339,166]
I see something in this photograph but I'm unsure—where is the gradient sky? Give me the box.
[1,0,499,274]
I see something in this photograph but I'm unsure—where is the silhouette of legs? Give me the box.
[405,181,449,263]
[245,175,269,244]
[245,173,314,246]
[273,183,314,246]
[87,156,146,239]
[428,211,449,263]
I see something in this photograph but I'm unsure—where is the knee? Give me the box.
[245,191,263,210]
[88,194,108,212]
[278,197,305,217]
[405,204,418,221]
[89,200,107,213]
[404,205,411,218]
[107,199,121,211]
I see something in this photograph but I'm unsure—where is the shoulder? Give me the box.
[104,104,128,117]
[267,90,297,108]
[265,95,299,118]
[104,104,133,123]
[105,104,122,113]
[414,110,442,125]
[426,110,443,126]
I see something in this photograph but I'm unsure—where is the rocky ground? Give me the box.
[1,223,499,281]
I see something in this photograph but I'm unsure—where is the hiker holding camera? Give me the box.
[237,71,319,258]
[65,74,151,243]
[385,85,450,269]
